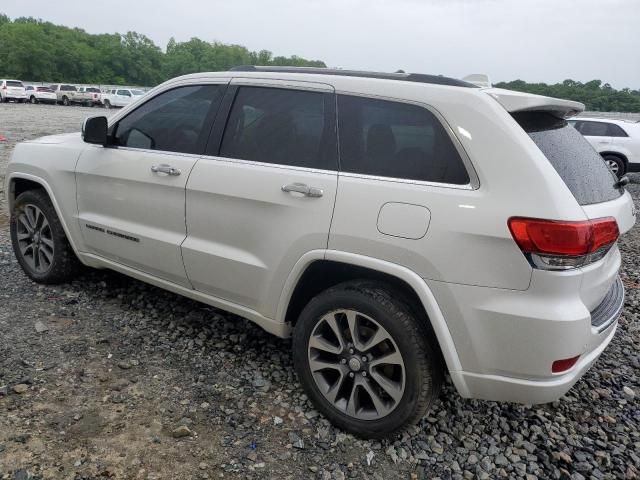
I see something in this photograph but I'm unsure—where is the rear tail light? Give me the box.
[508,217,619,270]
[552,355,580,373]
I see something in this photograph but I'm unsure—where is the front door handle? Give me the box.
[281,182,323,198]
[151,164,181,176]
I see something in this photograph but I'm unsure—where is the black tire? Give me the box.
[103,100,111,109]
[10,189,82,284]
[293,280,443,438]
[62,96,69,106]
[30,96,37,104]
[602,154,625,178]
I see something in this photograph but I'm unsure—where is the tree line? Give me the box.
[1,14,639,112]
[0,14,325,86]
[494,79,640,113]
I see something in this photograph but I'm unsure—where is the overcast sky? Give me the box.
[3,0,639,88]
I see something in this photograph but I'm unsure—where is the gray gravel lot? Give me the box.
[0,104,639,479]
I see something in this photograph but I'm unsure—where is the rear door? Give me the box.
[576,120,612,151]
[182,79,338,317]
[76,82,228,287]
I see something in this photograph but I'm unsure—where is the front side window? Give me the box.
[113,84,225,154]
[117,89,131,97]
[337,95,469,184]
[220,86,337,170]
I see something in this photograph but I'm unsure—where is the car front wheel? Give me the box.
[10,190,81,284]
[293,281,443,438]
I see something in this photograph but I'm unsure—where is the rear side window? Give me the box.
[220,87,337,170]
[7,81,23,87]
[514,112,622,206]
[114,84,225,154]
[607,123,628,137]
[337,95,469,184]
[61,85,76,91]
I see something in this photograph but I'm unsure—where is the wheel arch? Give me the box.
[600,151,628,166]
[7,173,81,256]
[278,250,464,379]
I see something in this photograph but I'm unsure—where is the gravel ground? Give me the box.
[0,103,639,480]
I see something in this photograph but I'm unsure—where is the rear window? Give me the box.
[37,87,53,92]
[85,87,100,93]
[7,81,23,87]
[514,112,622,205]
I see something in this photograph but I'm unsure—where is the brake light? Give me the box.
[508,217,619,270]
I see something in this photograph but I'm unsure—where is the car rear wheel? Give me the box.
[30,96,37,104]
[293,281,443,438]
[62,96,70,106]
[10,190,81,284]
[103,100,111,109]
[603,154,625,178]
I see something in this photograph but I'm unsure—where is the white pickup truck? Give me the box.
[101,88,145,109]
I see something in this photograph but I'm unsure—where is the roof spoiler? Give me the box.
[462,74,492,88]
[485,87,584,118]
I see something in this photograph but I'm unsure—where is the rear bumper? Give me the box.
[428,253,624,404]
[451,320,617,404]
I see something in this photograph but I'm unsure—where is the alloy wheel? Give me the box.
[307,309,406,420]
[15,204,55,273]
[605,158,620,175]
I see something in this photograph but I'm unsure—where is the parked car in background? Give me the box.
[49,84,94,106]
[5,67,634,437]
[78,86,103,106]
[569,117,640,177]
[0,79,27,103]
[25,85,58,104]
[101,88,145,108]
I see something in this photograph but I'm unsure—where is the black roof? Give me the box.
[229,66,478,88]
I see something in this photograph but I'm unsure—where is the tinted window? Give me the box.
[117,89,131,96]
[337,95,469,184]
[514,112,621,206]
[25,86,33,91]
[220,87,336,170]
[607,123,628,137]
[85,87,100,93]
[7,81,23,87]
[61,85,76,91]
[114,85,225,154]
[579,121,609,137]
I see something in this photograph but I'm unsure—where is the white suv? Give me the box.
[4,67,635,438]
[0,79,27,103]
[569,117,640,177]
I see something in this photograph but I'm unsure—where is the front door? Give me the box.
[76,82,228,287]
[182,80,338,317]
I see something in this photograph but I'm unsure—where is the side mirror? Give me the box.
[82,116,108,145]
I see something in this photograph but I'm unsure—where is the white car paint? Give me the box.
[0,79,27,102]
[101,88,145,108]
[25,85,58,104]
[570,117,640,172]
[5,70,635,406]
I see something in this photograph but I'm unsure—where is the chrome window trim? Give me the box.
[198,154,338,176]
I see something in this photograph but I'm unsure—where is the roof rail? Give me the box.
[229,65,478,88]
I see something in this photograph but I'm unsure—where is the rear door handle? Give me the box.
[151,164,181,176]
[281,182,323,198]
